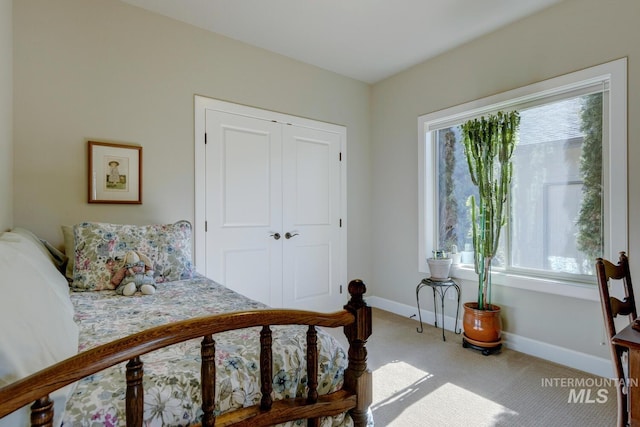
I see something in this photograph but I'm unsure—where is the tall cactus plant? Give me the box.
[460,111,520,310]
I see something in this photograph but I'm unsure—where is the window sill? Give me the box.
[449,265,599,302]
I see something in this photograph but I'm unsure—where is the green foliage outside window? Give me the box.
[576,93,603,261]
[439,130,458,252]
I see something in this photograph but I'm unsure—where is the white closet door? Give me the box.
[205,110,283,307]
[281,125,342,312]
[198,97,346,311]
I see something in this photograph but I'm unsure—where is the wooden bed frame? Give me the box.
[0,280,372,427]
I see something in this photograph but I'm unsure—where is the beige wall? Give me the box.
[12,0,372,282]
[370,0,640,359]
[13,0,638,364]
[0,0,12,231]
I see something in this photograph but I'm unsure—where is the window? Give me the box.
[418,58,627,296]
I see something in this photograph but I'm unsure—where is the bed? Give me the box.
[0,222,372,427]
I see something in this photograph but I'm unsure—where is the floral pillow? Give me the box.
[71,221,194,291]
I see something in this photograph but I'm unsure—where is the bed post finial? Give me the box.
[344,279,372,427]
[347,279,366,306]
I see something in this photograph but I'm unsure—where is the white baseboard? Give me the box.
[367,295,462,333]
[366,295,613,378]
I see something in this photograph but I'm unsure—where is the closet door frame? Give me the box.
[194,95,347,299]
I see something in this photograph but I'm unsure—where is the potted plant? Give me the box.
[459,111,520,354]
[427,250,452,280]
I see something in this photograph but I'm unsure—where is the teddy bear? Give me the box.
[111,250,156,296]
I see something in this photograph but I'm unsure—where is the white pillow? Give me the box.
[0,231,79,427]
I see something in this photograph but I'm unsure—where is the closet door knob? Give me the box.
[270,232,281,240]
[285,232,299,239]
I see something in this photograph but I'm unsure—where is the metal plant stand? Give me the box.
[415,277,461,341]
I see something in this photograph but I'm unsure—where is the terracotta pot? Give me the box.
[462,302,502,343]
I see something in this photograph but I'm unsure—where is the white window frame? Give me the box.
[418,58,627,301]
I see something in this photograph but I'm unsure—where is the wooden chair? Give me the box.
[596,251,637,427]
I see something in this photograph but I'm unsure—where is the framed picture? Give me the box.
[88,141,142,204]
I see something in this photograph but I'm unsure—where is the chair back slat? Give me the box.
[596,251,637,427]
[597,252,637,338]
[611,297,636,318]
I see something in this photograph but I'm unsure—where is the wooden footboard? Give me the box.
[0,280,372,427]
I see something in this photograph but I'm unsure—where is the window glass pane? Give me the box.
[436,127,493,266]
[434,93,603,278]
[436,127,477,258]
[511,94,603,276]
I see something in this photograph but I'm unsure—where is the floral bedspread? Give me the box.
[62,275,352,427]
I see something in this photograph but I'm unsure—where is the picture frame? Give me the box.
[88,141,142,204]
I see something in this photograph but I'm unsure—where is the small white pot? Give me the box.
[461,250,475,264]
[450,253,461,265]
[427,257,452,279]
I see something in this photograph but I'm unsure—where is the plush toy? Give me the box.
[112,250,156,296]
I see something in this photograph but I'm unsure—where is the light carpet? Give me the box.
[332,308,617,426]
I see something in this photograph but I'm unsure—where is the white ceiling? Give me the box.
[120,0,564,84]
